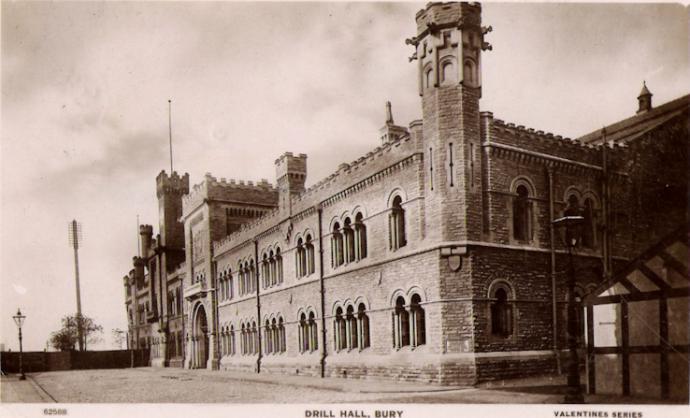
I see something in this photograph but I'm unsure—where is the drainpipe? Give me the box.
[212,259,220,370]
[317,205,327,378]
[547,165,561,374]
[254,239,262,373]
[601,129,610,278]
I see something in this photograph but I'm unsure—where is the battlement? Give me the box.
[294,128,414,205]
[213,207,281,255]
[181,172,278,217]
[139,224,153,235]
[415,2,481,34]
[490,116,608,151]
[156,171,190,198]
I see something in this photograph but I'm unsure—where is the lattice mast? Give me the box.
[68,219,84,351]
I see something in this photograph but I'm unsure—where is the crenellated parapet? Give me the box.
[156,171,190,199]
[181,173,278,218]
[213,207,281,255]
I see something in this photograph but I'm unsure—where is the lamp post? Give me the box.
[12,308,26,381]
[553,213,585,404]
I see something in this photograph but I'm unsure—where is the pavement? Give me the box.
[0,367,686,404]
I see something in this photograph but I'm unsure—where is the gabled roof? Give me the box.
[584,226,689,305]
[578,94,690,145]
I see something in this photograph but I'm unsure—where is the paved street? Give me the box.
[1,367,679,404]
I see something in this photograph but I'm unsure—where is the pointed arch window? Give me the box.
[230,325,236,355]
[275,248,283,285]
[265,320,272,355]
[389,196,407,250]
[262,253,270,288]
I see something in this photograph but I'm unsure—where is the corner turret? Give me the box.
[379,101,409,145]
[275,152,307,215]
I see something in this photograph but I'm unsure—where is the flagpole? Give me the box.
[168,99,173,174]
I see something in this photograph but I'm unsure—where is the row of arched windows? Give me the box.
[240,322,259,355]
[220,325,236,356]
[331,212,368,268]
[238,261,256,296]
[295,235,315,278]
[261,248,284,289]
[298,311,318,353]
[264,317,286,355]
[334,303,370,351]
[392,294,425,349]
[218,270,233,301]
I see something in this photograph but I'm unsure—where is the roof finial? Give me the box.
[385,101,394,124]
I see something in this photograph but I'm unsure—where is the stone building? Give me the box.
[122,2,688,385]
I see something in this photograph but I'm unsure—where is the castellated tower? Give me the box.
[156,171,190,250]
[275,152,307,216]
[411,2,490,242]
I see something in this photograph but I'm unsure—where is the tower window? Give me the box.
[441,61,456,86]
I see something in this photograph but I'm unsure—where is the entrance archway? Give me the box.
[193,303,209,368]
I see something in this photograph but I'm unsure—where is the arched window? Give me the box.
[221,327,227,356]
[490,286,513,338]
[331,223,344,268]
[463,59,477,87]
[299,313,308,353]
[389,196,407,250]
[582,198,596,249]
[241,323,246,355]
[308,311,318,351]
[334,307,346,351]
[278,317,285,353]
[269,250,276,287]
[251,321,258,355]
[410,294,426,347]
[425,67,433,89]
[265,320,272,355]
[296,238,306,278]
[346,305,358,350]
[343,218,355,264]
[393,296,410,348]
[513,184,531,242]
[230,325,236,355]
[441,60,456,85]
[275,248,283,285]
[354,213,367,261]
[271,318,278,354]
[305,235,315,275]
[357,303,370,349]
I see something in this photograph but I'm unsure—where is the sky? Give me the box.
[1,1,688,351]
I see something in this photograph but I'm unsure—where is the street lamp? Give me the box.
[553,213,585,404]
[12,308,26,381]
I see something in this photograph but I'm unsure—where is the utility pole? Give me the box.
[68,220,84,351]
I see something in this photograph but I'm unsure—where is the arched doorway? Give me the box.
[193,303,209,368]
